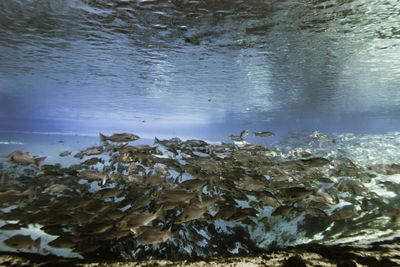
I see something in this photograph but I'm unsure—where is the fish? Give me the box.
[135,226,174,245]
[271,205,294,216]
[82,157,104,166]
[154,165,170,176]
[73,241,101,254]
[173,205,208,224]
[74,146,104,158]
[92,187,121,199]
[77,169,107,185]
[59,151,72,157]
[143,175,169,187]
[8,150,46,167]
[154,137,182,147]
[287,148,312,158]
[190,195,218,209]
[80,222,113,235]
[228,208,259,222]
[100,132,140,142]
[0,188,32,205]
[131,195,153,210]
[310,131,335,143]
[277,187,314,202]
[213,206,237,221]
[228,134,243,142]
[315,188,339,205]
[183,139,209,147]
[368,163,400,175]
[118,206,164,231]
[234,178,269,192]
[0,223,26,231]
[253,131,275,137]
[329,205,355,221]
[42,184,72,194]
[155,188,199,203]
[303,207,328,217]
[48,235,79,249]
[240,130,250,139]
[3,234,41,250]
[177,179,207,191]
[337,179,369,196]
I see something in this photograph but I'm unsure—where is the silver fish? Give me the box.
[253,131,275,137]
[77,169,107,185]
[8,150,46,167]
[100,132,140,142]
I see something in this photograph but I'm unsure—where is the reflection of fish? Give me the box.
[3,234,41,250]
[253,131,275,137]
[77,169,107,185]
[100,132,140,142]
[8,150,46,167]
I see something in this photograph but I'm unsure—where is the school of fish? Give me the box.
[0,131,399,259]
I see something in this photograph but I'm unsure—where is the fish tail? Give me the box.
[154,137,160,144]
[197,191,203,204]
[99,133,107,142]
[33,237,41,250]
[102,176,107,186]
[23,187,35,200]
[155,206,165,221]
[34,157,46,168]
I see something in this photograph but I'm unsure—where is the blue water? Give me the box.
[0,0,399,140]
[0,1,400,259]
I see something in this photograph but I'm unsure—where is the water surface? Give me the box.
[0,0,399,139]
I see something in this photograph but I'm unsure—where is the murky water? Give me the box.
[1,0,400,261]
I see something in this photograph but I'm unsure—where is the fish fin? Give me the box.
[154,137,160,144]
[99,133,107,142]
[23,187,35,201]
[33,237,41,250]
[34,157,46,168]
[197,191,203,204]
[155,206,165,221]
[240,130,249,139]
[101,176,107,186]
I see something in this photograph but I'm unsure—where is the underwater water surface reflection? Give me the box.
[0,0,399,138]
